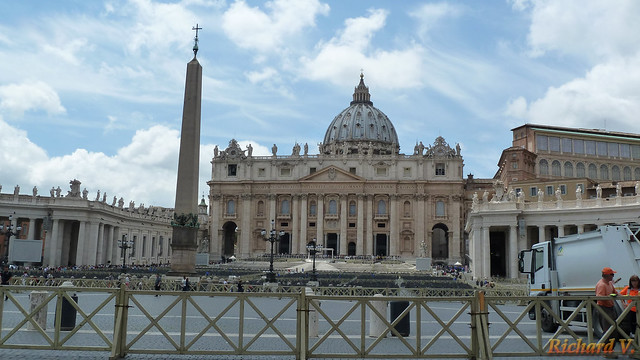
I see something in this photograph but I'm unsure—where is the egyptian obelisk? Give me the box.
[169,25,202,275]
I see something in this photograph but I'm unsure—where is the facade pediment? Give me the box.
[300,166,364,182]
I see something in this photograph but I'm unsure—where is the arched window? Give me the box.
[349,201,356,216]
[588,163,597,179]
[611,166,621,181]
[281,199,290,215]
[576,162,586,178]
[435,201,445,217]
[432,224,448,259]
[226,200,235,215]
[600,165,609,180]
[377,200,386,215]
[403,201,411,217]
[539,159,549,176]
[309,201,317,216]
[624,166,632,181]
[328,200,337,214]
[257,200,264,217]
[552,160,561,176]
[564,162,573,177]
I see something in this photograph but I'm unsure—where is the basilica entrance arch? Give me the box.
[374,234,387,257]
[278,232,291,254]
[431,223,448,260]
[348,242,356,256]
[326,233,338,256]
[222,221,237,257]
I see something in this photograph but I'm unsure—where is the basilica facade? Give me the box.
[207,75,466,264]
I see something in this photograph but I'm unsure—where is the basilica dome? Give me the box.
[322,74,399,155]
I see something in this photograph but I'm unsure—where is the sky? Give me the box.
[1,0,640,209]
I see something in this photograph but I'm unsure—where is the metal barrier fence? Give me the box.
[3,285,633,359]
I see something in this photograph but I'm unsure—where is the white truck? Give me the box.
[519,224,640,335]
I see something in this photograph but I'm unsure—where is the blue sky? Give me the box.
[1,0,640,208]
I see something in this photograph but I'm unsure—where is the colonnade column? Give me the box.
[240,194,251,258]
[557,224,565,238]
[75,221,88,266]
[47,219,61,266]
[292,195,300,254]
[27,218,36,240]
[356,194,364,255]
[471,222,481,277]
[450,196,461,261]
[316,194,324,246]
[298,195,308,254]
[577,224,584,234]
[482,226,490,279]
[509,224,518,279]
[106,226,115,265]
[389,195,398,256]
[339,195,348,256]
[538,225,545,243]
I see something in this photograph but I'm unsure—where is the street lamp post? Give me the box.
[306,238,321,282]
[0,213,21,266]
[117,235,134,273]
[261,219,284,283]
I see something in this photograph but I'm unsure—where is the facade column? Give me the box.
[482,226,490,279]
[298,194,308,254]
[450,196,461,261]
[85,222,100,265]
[389,195,398,256]
[292,195,300,255]
[209,194,221,258]
[471,222,481,278]
[240,194,251,257]
[425,195,432,255]
[356,194,364,255]
[339,195,348,256]
[415,195,425,257]
[316,194,324,246]
[509,224,518,279]
[366,195,373,256]
[47,219,61,266]
[95,223,105,265]
[557,224,565,238]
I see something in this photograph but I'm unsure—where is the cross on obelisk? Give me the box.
[192,24,202,57]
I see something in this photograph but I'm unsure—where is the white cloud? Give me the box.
[221,0,330,54]
[521,0,640,60]
[505,54,640,133]
[0,81,66,117]
[245,67,278,84]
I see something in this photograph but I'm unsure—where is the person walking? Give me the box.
[1,266,12,301]
[154,274,162,296]
[181,276,189,291]
[237,280,244,293]
[620,274,640,335]
[596,266,620,355]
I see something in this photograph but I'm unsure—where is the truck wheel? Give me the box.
[541,308,558,332]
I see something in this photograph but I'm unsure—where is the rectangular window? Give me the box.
[573,139,584,154]
[562,138,572,153]
[559,184,566,195]
[131,235,137,257]
[158,236,163,256]
[258,168,266,177]
[376,167,387,176]
[435,163,445,176]
[152,237,156,257]
[632,145,640,159]
[546,185,554,196]
[608,143,619,157]
[511,162,518,169]
[596,141,607,156]
[348,223,356,228]
[377,223,386,228]
[536,135,548,151]
[620,144,631,158]
[280,168,291,176]
[585,140,596,155]
[349,167,356,174]
[403,167,412,177]
[309,167,316,174]
[530,187,538,197]
[549,136,560,152]
[309,222,316,227]
[227,164,237,176]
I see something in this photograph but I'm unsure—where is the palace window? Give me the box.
[435,201,445,217]
[227,164,237,176]
[349,201,356,216]
[281,199,290,215]
[377,200,387,215]
[435,163,445,176]
[328,200,337,215]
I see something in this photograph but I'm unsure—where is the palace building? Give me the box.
[207,74,466,264]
